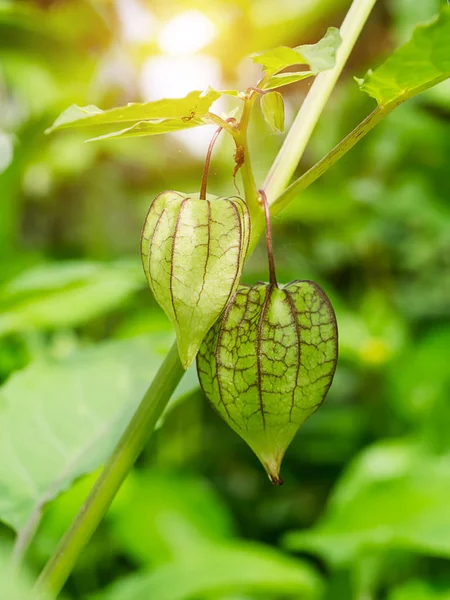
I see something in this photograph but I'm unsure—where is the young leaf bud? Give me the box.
[197,280,338,484]
[141,191,250,369]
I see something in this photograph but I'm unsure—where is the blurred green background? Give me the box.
[1,0,450,598]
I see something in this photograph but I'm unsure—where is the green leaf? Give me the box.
[284,440,450,566]
[45,89,221,136]
[389,580,450,600]
[253,46,311,76]
[197,281,338,483]
[260,91,285,132]
[253,27,341,78]
[46,104,103,131]
[263,71,314,90]
[141,191,250,369]
[298,27,342,74]
[0,261,144,337]
[0,545,50,600]
[94,542,322,600]
[388,328,450,425]
[358,7,450,106]
[109,471,235,567]
[85,116,209,142]
[105,470,321,600]
[0,334,197,531]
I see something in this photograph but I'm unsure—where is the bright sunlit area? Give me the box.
[157,9,218,55]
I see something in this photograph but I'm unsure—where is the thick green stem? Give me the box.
[240,135,258,209]
[237,95,266,252]
[238,98,258,202]
[35,342,184,598]
[262,0,378,205]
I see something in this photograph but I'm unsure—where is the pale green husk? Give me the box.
[141,191,250,369]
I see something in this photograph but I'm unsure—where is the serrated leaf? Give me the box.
[358,7,450,106]
[298,27,342,74]
[141,192,250,369]
[46,89,221,135]
[253,27,341,78]
[47,104,103,131]
[260,91,285,132]
[0,334,197,531]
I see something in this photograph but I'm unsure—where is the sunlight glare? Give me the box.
[158,10,217,56]
[140,54,223,157]
[140,55,221,100]
[116,0,156,43]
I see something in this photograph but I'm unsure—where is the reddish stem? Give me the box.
[259,189,277,287]
[200,126,224,200]
[247,86,270,96]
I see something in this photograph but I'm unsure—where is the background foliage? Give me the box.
[1,0,449,598]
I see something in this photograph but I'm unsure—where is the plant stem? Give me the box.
[237,97,259,205]
[237,94,266,250]
[200,125,224,199]
[206,112,239,139]
[262,0,379,205]
[259,190,277,286]
[271,105,392,214]
[34,342,184,598]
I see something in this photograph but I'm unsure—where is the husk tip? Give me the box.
[260,453,284,486]
[180,354,193,370]
[177,339,199,370]
[268,473,284,486]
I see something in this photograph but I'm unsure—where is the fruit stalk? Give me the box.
[200,125,224,200]
[260,189,277,287]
